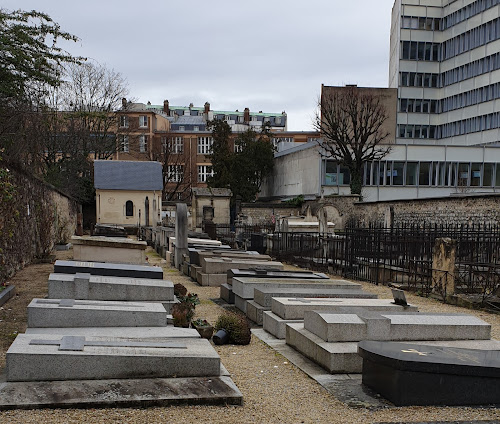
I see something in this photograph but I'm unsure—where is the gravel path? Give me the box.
[0,248,499,423]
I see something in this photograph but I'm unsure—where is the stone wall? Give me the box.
[0,168,78,283]
[352,194,500,226]
[240,203,301,225]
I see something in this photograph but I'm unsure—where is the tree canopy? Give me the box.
[314,86,391,195]
[207,121,275,203]
[0,9,81,102]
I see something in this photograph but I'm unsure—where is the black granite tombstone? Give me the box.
[53,260,164,280]
[358,340,500,406]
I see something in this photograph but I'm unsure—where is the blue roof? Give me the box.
[94,160,163,191]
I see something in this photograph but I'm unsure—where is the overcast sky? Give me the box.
[7,0,395,131]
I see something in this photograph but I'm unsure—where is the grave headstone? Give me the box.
[175,203,188,270]
[54,260,164,280]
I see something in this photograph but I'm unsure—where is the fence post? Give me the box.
[432,237,456,299]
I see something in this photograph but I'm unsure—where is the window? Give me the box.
[167,165,184,183]
[325,161,338,185]
[198,165,213,182]
[234,143,243,153]
[419,162,431,186]
[275,116,282,125]
[198,137,213,154]
[168,136,183,154]
[125,200,134,217]
[119,115,129,128]
[119,135,129,153]
[338,165,350,185]
[406,163,418,185]
[139,115,148,128]
[392,162,404,185]
[237,116,244,123]
[458,163,470,187]
[483,163,494,186]
[194,126,199,131]
[179,126,185,131]
[471,163,481,186]
[139,135,148,153]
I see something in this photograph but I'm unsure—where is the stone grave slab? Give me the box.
[196,271,227,287]
[228,269,329,281]
[254,287,377,308]
[286,323,500,374]
[71,236,147,264]
[27,299,168,328]
[48,273,174,308]
[231,277,361,300]
[54,260,163,280]
[359,340,500,406]
[262,311,302,339]
[0,376,243,409]
[202,258,284,275]
[272,297,417,320]
[304,311,492,342]
[188,249,264,266]
[6,335,220,381]
[220,283,235,304]
[25,326,200,338]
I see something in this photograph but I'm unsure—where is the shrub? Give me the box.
[214,311,251,345]
[172,302,194,328]
[174,283,187,297]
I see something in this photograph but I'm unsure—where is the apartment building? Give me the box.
[114,99,316,200]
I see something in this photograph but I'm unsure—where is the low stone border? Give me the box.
[0,285,15,307]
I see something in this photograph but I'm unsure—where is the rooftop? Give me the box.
[94,160,163,191]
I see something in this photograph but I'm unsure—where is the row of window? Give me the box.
[119,115,148,129]
[399,82,500,114]
[399,52,500,89]
[401,18,500,63]
[401,0,500,31]
[442,17,500,60]
[165,165,216,183]
[401,41,440,61]
[118,135,148,153]
[325,160,500,188]
[398,111,500,139]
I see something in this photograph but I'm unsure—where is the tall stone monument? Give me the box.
[175,203,188,270]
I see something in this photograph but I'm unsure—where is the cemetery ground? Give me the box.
[0,249,499,424]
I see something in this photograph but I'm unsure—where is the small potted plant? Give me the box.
[172,292,199,328]
[191,318,214,339]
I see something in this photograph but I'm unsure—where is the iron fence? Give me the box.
[270,222,500,305]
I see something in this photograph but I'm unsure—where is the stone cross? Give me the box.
[35,299,145,308]
[288,298,342,304]
[30,336,187,351]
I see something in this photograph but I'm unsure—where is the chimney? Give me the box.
[244,107,250,123]
[163,99,170,115]
[204,102,210,114]
[121,98,127,109]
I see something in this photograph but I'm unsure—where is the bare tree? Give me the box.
[314,86,391,195]
[151,133,192,201]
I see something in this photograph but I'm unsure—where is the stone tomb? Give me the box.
[48,273,175,312]
[6,335,220,381]
[304,311,491,342]
[0,333,243,408]
[286,310,493,374]
[27,299,168,328]
[54,260,164,280]
[231,277,359,300]
[263,297,416,340]
[71,236,147,265]
[246,288,377,326]
[197,259,284,287]
[359,340,500,406]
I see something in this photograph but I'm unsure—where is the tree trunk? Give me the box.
[349,167,363,195]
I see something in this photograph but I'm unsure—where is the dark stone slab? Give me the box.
[53,260,163,280]
[228,269,328,280]
[358,340,500,406]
